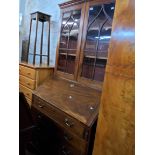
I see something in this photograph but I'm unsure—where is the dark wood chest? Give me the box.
[31,77,101,155]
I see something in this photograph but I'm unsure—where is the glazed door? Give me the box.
[56,3,85,80]
[78,0,115,90]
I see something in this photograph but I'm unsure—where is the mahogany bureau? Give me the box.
[30,0,115,154]
[31,77,101,155]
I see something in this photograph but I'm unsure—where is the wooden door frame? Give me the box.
[77,0,115,90]
[55,1,86,81]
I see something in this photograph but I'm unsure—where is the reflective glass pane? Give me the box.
[104,3,115,19]
[98,26,112,58]
[68,10,81,49]
[81,2,115,81]
[60,10,81,50]
[66,55,76,74]
[85,5,107,52]
[94,59,106,81]
[58,9,81,75]
[85,23,99,51]
[57,55,66,72]
[60,24,69,48]
[81,57,95,79]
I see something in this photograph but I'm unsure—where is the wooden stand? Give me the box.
[27,11,51,65]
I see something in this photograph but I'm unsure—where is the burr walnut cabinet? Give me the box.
[30,0,115,154]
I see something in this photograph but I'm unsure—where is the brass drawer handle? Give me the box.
[62,150,71,155]
[38,105,44,108]
[62,146,71,155]
[27,72,31,75]
[64,133,72,141]
[64,118,74,128]
[70,84,74,88]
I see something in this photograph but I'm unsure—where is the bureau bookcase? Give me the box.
[31,0,115,155]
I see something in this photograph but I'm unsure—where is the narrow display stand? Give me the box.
[27,11,51,66]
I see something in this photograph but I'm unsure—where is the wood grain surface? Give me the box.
[33,76,101,127]
[93,0,135,154]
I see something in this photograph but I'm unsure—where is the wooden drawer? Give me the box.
[19,75,36,90]
[32,95,86,140]
[31,106,86,155]
[58,127,87,153]
[59,143,84,155]
[19,65,36,80]
[20,84,33,100]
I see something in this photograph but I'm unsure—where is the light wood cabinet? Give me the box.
[19,63,54,106]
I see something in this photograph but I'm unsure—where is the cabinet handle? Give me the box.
[38,105,44,108]
[27,72,31,75]
[62,146,71,155]
[62,150,70,155]
[64,134,72,141]
[64,118,74,127]
[70,84,74,88]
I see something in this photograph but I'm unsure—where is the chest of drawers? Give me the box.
[31,77,101,155]
[19,63,54,106]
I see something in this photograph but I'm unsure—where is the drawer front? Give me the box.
[20,84,33,100]
[58,128,87,153]
[19,65,36,80]
[31,107,84,155]
[59,143,84,155]
[19,75,36,90]
[32,95,86,140]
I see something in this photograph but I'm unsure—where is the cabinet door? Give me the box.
[56,3,85,80]
[78,0,115,90]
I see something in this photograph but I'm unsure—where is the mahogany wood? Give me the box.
[55,2,86,81]
[40,22,44,64]
[32,77,101,127]
[48,19,50,65]
[56,0,115,91]
[25,12,51,66]
[32,76,101,155]
[27,19,32,61]
[33,13,39,65]
[78,0,115,90]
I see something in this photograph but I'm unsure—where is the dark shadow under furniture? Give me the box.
[19,92,57,155]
